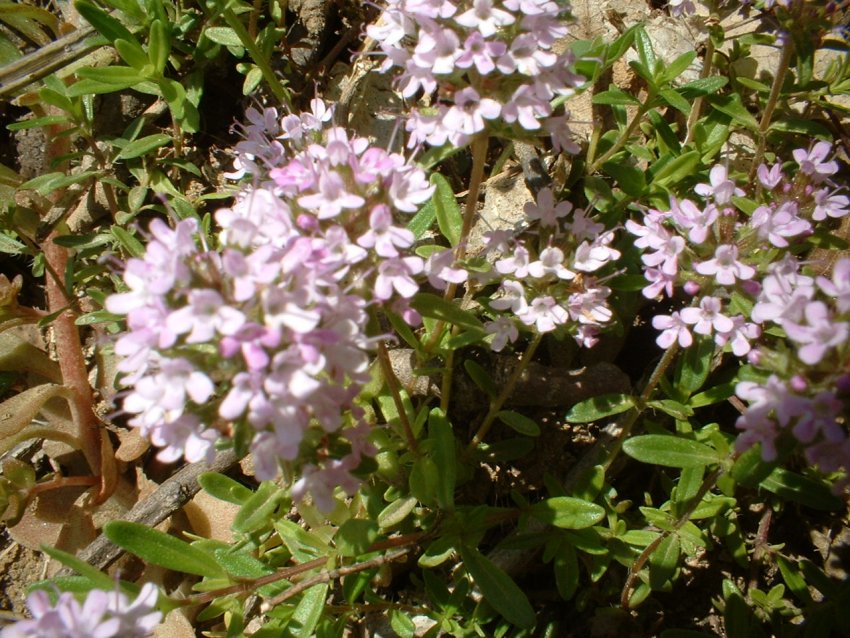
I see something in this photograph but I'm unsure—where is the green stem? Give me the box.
[620,466,722,608]
[588,101,651,174]
[219,1,290,108]
[377,341,419,455]
[749,36,794,180]
[468,332,543,450]
[684,36,716,146]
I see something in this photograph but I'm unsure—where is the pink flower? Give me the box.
[783,301,849,365]
[518,295,568,333]
[490,279,527,313]
[793,141,839,183]
[680,296,734,335]
[527,246,575,279]
[524,187,572,227]
[456,31,507,74]
[374,256,424,300]
[455,0,515,37]
[816,258,850,313]
[485,317,519,352]
[669,198,718,244]
[424,248,469,289]
[357,205,415,257]
[298,171,366,219]
[652,311,693,348]
[694,165,744,205]
[694,244,755,286]
[750,202,811,248]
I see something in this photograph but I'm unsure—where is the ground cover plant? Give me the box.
[1,0,849,635]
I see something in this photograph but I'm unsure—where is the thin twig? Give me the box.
[262,548,412,609]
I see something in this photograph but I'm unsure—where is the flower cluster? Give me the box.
[367,0,582,151]
[2,584,160,638]
[107,101,433,509]
[628,142,850,487]
[475,186,620,350]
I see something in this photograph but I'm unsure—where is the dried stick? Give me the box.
[57,449,239,575]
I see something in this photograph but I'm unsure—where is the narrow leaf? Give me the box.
[204,26,244,47]
[496,410,541,437]
[116,134,171,160]
[377,496,417,529]
[104,521,225,577]
[410,293,483,330]
[565,393,635,423]
[290,584,328,637]
[460,545,536,629]
[430,173,462,247]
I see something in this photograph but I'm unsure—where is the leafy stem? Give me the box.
[749,35,794,180]
[620,466,722,608]
[588,99,653,174]
[468,332,543,450]
[217,0,291,108]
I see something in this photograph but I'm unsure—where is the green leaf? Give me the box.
[6,115,71,131]
[460,545,536,629]
[232,481,289,534]
[688,382,735,408]
[0,233,26,255]
[463,359,498,399]
[592,87,640,106]
[290,584,328,637]
[496,410,541,437]
[759,468,843,511]
[390,610,416,638]
[708,94,758,131]
[633,25,657,77]
[147,20,171,75]
[115,38,149,70]
[40,546,116,590]
[409,456,439,506]
[429,408,456,510]
[646,399,694,420]
[104,521,225,577]
[75,0,138,45]
[407,199,437,240]
[214,549,273,578]
[660,88,691,115]
[429,173,463,247]
[110,226,145,258]
[729,445,776,487]
[198,472,252,505]
[336,519,378,557]
[649,534,680,590]
[204,26,244,47]
[661,50,696,83]
[675,335,715,396]
[602,162,646,196]
[377,496,417,530]
[553,542,579,600]
[242,66,263,95]
[651,150,701,188]
[530,497,605,529]
[565,393,635,423]
[116,133,171,160]
[67,78,138,96]
[623,435,722,468]
[77,65,145,85]
[410,293,483,331]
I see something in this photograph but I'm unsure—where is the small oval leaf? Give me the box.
[530,497,605,529]
[623,435,721,468]
[496,410,541,437]
[565,393,635,423]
